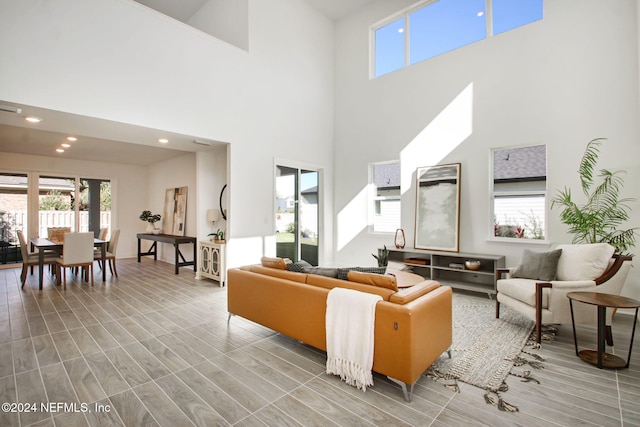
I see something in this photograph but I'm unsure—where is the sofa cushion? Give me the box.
[555,243,615,281]
[247,265,307,283]
[286,260,313,272]
[301,266,339,278]
[389,280,440,304]
[347,271,398,292]
[337,266,386,280]
[261,256,291,270]
[511,249,563,281]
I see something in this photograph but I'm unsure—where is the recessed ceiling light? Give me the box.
[56,148,64,153]
[158,138,169,143]
[67,136,77,141]
[25,116,43,123]
[61,143,71,148]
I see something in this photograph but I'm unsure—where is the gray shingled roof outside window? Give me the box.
[373,162,400,189]
[493,145,546,181]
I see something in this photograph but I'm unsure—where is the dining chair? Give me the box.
[17,230,58,289]
[56,232,95,289]
[94,227,109,257]
[95,229,120,277]
[98,227,108,240]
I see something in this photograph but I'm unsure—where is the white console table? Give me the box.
[196,241,226,287]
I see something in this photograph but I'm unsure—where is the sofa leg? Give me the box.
[446,348,452,359]
[227,313,234,324]
[387,377,414,403]
[495,300,500,319]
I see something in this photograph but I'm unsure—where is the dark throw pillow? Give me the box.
[511,249,563,281]
[337,266,387,280]
[286,260,313,272]
[301,267,339,278]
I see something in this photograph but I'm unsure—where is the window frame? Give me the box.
[369,160,401,234]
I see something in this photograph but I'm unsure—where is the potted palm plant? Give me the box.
[551,138,637,254]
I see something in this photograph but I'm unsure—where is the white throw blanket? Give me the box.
[325,287,382,391]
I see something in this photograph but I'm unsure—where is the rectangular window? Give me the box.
[493,0,543,35]
[371,161,401,233]
[492,145,546,240]
[374,17,406,77]
[409,0,486,64]
[372,0,543,78]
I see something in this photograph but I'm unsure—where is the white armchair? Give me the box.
[496,243,633,344]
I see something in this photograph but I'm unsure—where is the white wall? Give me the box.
[334,0,640,299]
[0,152,147,259]
[0,0,335,268]
[188,0,249,50]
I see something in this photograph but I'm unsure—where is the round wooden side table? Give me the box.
[567,291,640,369]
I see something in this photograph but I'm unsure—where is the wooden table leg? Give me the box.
[193,241,197,272]
[174,243,179,274]
[597,305,606,368]
[38,249,44,290]
[101,242,106,281]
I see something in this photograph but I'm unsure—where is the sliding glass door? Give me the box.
[275,165,319,265]
[38,175,76,237]
[0,173,28,264]
[79,178,111,237]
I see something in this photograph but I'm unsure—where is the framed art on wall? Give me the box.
[414,163,461,252]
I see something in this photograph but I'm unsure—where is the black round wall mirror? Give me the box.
[219,184,227,220]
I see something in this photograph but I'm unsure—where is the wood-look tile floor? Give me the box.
[0,259,638,426]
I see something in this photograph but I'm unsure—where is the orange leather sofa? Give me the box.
[227,261,452,402]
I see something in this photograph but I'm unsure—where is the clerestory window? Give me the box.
[372,0,543,78]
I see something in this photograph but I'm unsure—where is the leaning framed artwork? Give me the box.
[163,186,188,236]
[414,163,461,252]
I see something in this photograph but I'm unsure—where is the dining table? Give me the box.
[30,237,107,290]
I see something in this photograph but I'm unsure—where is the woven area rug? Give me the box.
[426,292,545,412]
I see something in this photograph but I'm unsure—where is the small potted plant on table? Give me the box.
[139,210,162,234]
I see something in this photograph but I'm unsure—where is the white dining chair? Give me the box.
[56,232,95,289]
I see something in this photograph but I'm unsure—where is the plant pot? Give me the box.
[146,223,156,233]
[152,229,161,235]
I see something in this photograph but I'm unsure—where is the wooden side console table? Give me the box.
[137,233,197,274]
[567,291,639,369]
[196,241,226,287]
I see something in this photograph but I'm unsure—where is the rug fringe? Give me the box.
[510,369,540,384]
[425,368,460,393]
[484,391,519,412]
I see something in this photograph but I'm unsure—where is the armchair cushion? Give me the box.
[555,243,615,281]
[511,249,563,281]
[497,278,549,308]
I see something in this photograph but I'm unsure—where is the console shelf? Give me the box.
[387,248,505,297]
